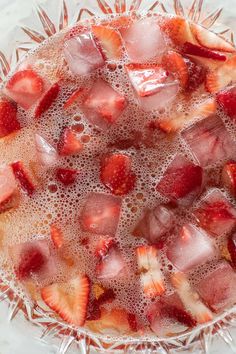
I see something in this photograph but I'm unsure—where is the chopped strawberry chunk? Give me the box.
[217,86,236,120]
[228,233,236,267]
[160,17,194,46]
[0,100,20,138]
[92,25,123,60]
[184,57,206,92]
[133,205,175,243]
[167,224,216,272]
[136,245,165,298]
[222,160,236,196]
[83,79,126,130]
[183,42,227,61]
[35,134,58,167]
[50,224,64,249]
[156,155,203,205]
[80,193,121,235]
[126,63,169,97]
[87,286,115,321]
[120,18,166,63]
[41,274,90,326]
[197,262,236,312]
[63,32,105,76]
[100,153,136,196]
[182,115,236,167]
[94,237,114,259]
[5,69,44,109]
[162,51,188,89]
[11,161,36,196]
[34,83,60,119]
[172,272,213,323]
[0,165,17,205]
[57,126,83,156]
[63,88,84,110]
[17,246,46,280]
[56,168,78,186]
[193,189,236,237]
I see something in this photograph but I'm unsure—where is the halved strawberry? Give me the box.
[222,160,236,196]
[57,126,83,156]
[56,168,79,186]
[41,274,90,326]
[50,223,64,249]
[162,51,188,88]
[172,272,213,324]
[0,100,20,138]
[126,63,169,97]
[191,23,235,53]
[92,25,123,60]
[0,165,17,205]
[183,42,227,61]
[205,55,236,93]
[34,83,60,119]
[16,246,46,280]
[63,88,84,110]
[6,69,44,109]
[217,86,236,119]
[228,233,236,267]
[94,237,114,259]
[100,153,136,196]
[11,161,36,196]
[185,57,207,92]
[136,245,165,298]
[160,17,195,46]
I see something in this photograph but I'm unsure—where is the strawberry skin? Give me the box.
[57,126,83,156]
[17,247,46,280]
[222,161,236,196]
[228,233,236,267]
[162,51,188,88]
[11,161,35,196]
[161,304,197,328]
[63,88,83,109]
[183,42,227,61]
[0,100,20,138]
[50,224,64,249]
[100,153,136,196]
[92,25,123,60]
[56,168,78,186]
[217,86,236,119]
[41,274,90,326]
[35,83,60,119]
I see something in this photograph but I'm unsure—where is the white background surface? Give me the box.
[0,0,235,353]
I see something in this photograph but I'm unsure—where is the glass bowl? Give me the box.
[0,0,236,353]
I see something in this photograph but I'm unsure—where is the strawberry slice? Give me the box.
[6,69,44,109]
[222,160,236,196]
[92,25,123,60]
[184,57,206,92]
[160,17,195,46]
[57,126,83,156]
[162,51,188,88]
[172,272,213,324]
[63,88,84,110]
[136,245,165,298]
[205,55,236,93]
[41,274,90,326]
[34,83,60,119]
[94,237,114,259]
[0,100,20,138]
[11,161,36,196]
[56,168,79,186]
[217,86,236,119]
[50,223,64,249]
[100,153,136,196]
[0,165,17,205]
[126,63,169,97]
[16,246,46,280]
[183,42,227,61]
[191,23,235,53]
[228,233,236,267]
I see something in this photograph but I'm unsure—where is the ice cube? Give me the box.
[167,223,216,272]
[63,32,105,76]
[197,262,236,312]
[120,18,166,63]
[35,134,58,167]
[80,193,122,235]
[193,189,236,237]
[96,247,126,280]
[182,116,236,167]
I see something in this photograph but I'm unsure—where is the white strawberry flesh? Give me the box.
[0,165,17,205]
[63,32,105,76]
[35,134,58,167]
[167,223,216,272]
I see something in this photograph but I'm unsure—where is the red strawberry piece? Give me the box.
[0,100,20,138]
[34,83,60,119]
[56,168,78,186]
[57,126,83,156]
[136,245,165,298]
[0,165,17,205]
[87,287,115,321]
[35,134,58,167]
[80,192,122,235]
[94,237,114,259]
[92,25,123,60]
[41,274,90,326]
[50,224,64,249]
[127,313,138,332]
[162,51,189,88]
[100,153,136,196]
[222,160,236,196]
[160,17,195,47]
[11,161,35,196]
[217,86,236,119]
[63,88,84,110]
[126,63,169,97]
[184,57,206,92]
[16,246,46,280]
[228,233,236,267]
[162,304,197,328]
[156,155,203,203]
[5,69,44,109]
[183,42,227,61]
